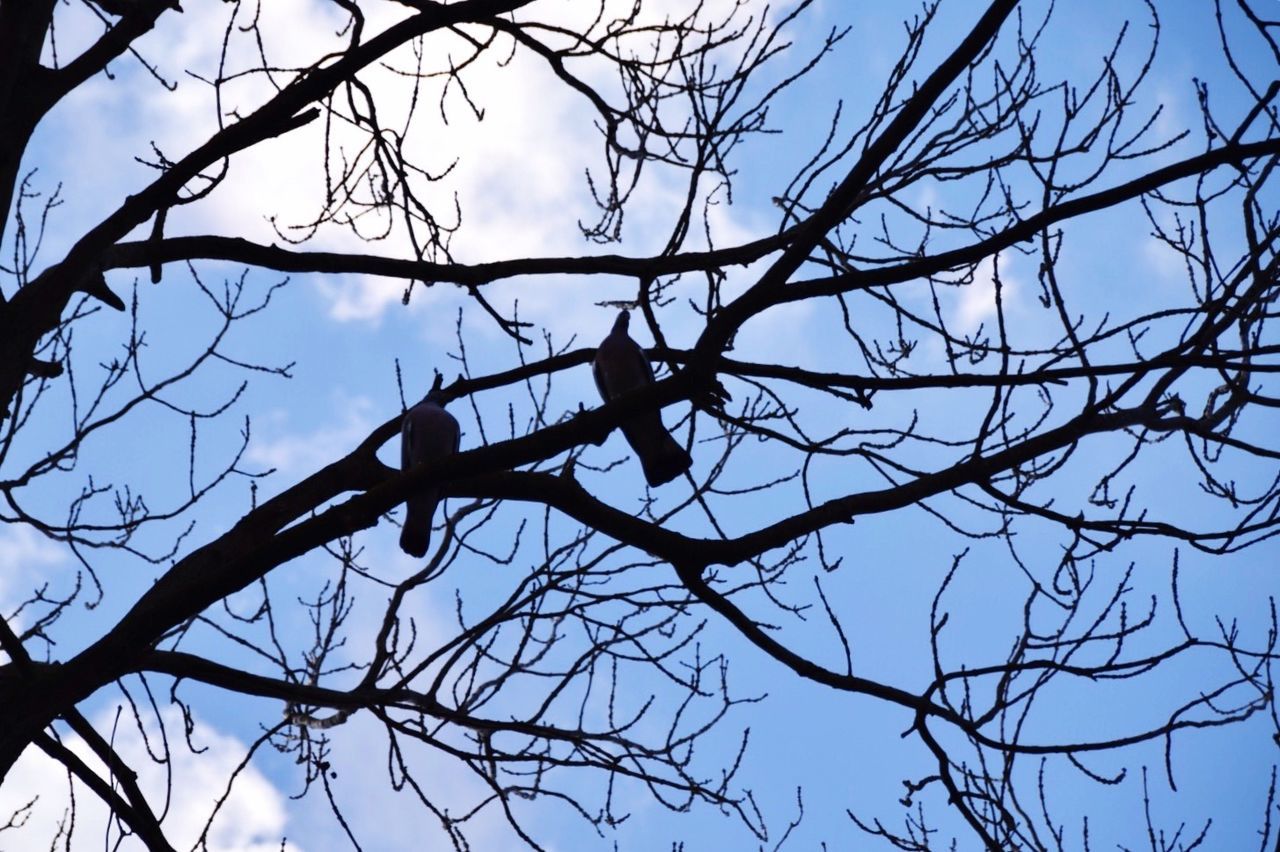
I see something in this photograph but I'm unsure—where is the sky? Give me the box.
[0,0,1277,850]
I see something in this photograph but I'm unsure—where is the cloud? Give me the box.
[247,393,377,476]
[952,251,1021,332]
[31,0,781,349]
[0,706,301,851]
[1142,234,1187,287]
[287,713,520,850]
[313,274,411,324]
[0,524,66,619]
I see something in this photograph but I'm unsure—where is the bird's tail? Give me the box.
[399,492,438,558]
[624,418,692,487]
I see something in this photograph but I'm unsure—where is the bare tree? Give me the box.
[0,0,1277,848]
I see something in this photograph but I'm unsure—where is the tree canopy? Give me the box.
[0,0,1278,849]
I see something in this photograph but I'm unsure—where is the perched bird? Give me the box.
[399,390,460,558]
[593,311,692,487]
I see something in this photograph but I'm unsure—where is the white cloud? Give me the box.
[0,706,301,852]
[313,273,410,324]
[34,0,781,347]
[953,251,1021,332]
[0,524,66,618]
[916,182,941,214]
[247,393,376,475]
[285,712,520,851]
[1142,234,1187,286]
[0,524,64,577]
[1151,82,1185,143]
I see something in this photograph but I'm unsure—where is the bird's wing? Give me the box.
[628,335,655,383]
[595,330,656,399]
[404,401,459,463]
[401,412,416,470]
[592,349,612,401]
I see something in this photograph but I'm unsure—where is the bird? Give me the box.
[593,310,692,487]
[399,390,460,558]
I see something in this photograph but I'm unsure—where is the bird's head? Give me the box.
[613,310,631,333]
[421,373,449,407]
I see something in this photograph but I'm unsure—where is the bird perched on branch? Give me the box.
[399,389,460,557]
[593,310,691,487]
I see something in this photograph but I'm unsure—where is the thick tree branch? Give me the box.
[101,229,796,284]
[51,0,177,102]
[33,732,176,852]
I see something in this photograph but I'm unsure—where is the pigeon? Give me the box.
[399,390,460,557]
[593,311,692,487]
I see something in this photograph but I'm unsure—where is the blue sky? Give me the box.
[1,0,1277,849]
